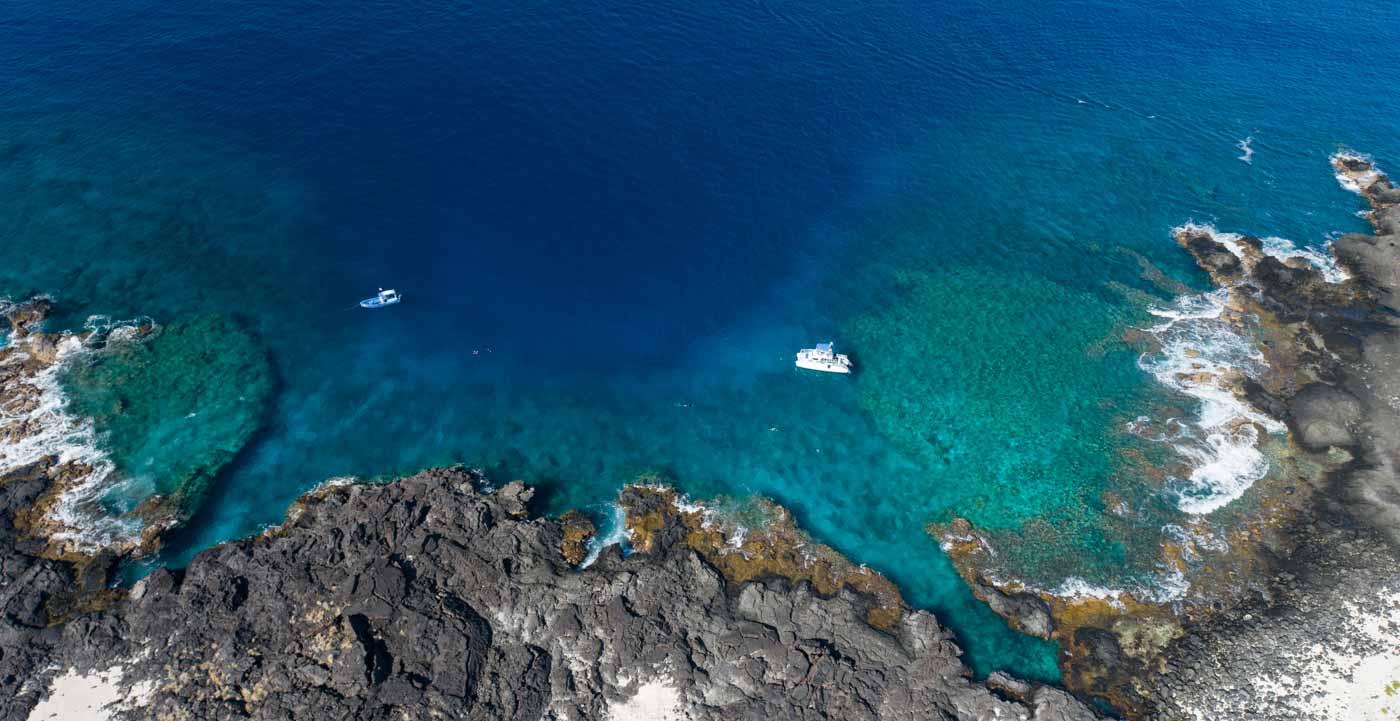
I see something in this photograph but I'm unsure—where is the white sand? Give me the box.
[1213,589,1400,721]
[1341,652,1400,721]
[26,666,152,721]
[607,678,687,721]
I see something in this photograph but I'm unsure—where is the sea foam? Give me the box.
[1259,235,1350,283]
[580,503,629,569]
[1236,136,1254,164]
[997,564,1189,605]
[1134,224,1330,515]
[1045,567,1189,604]
[1331,150,1382,195]
[0,333,143,550]
[1139,288,1280,514]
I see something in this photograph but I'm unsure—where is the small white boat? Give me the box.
[359,288,402,309]
[795,342,852,374]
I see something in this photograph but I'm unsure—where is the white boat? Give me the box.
[795,342,852,374]
[359,288,401,309]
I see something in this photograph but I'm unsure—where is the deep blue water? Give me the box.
[3,0,1400,681]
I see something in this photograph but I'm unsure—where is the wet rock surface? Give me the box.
[3,467,1101,721]
[0,461,102,716]
[1145,154,1400,720]
[933,154,1400,720]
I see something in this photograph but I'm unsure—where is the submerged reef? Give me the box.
[933,154,1400,720]
[0,298,270,560]
[2,467,1101,721]
[844,268,1175,591]
[59,312,272,514]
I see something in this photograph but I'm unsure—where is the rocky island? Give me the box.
[4,154,1400,721]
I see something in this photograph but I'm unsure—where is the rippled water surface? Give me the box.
[3,0,1400,679]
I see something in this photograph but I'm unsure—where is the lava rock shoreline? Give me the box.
[1143,155,1400,720]
[2,467,1100,721]
[934,154,1400,720]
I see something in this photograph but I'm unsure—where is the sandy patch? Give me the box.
[608,678,687,721]
[26,666,153,721]
[1341,653,1400,721]
[1216,589,1400,721]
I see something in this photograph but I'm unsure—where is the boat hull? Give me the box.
[795,358,851,374]
[359,298,401,309]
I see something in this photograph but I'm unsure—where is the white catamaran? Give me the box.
[795,342,852,374]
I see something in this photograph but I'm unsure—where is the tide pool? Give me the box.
[2,0,1399,681]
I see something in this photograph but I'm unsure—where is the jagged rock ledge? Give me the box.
[933,153,1400,720]
[0,296,271,566]
[0,297,169,561]
[620,485,906,631]
[4,467,1102,721]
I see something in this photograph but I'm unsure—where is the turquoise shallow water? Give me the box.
[4,0,1400,681]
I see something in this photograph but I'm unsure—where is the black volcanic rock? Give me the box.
[1288,382,1363,451]
[971,580,1055,639]
[5,468,1100,721]
[1139,154,1400,720]
[1179,231,1242,281]
[0,462,83,714]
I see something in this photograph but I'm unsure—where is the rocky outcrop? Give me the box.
[0,460,115,716]
[934,154,1400,720]
[619,485,906,632]
[0,298,271,561]
[1146,512,1400,720]
[1144,154,1400,720]
[6,467,1101,721]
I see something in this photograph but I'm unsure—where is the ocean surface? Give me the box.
[4,0,1400,680]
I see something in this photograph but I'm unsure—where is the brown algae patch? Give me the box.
[619,484,905,631]
[930,377,1343,717]
[558,509,598,566]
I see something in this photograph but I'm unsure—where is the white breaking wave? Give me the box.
[993,564,1189,605]
[1331,150,1382,195]
[1236,136,1254,164]
[1045,571,1189,604]
[1175,222,1247,257]
[1140,223,1350,513]
[82,314,156,346]
[1133,224,1317,515]
[1139,287,1284,514]
[580,503,628,568]
[1259,235,1350,283]
[1053,576,1125,603]
[0,333,142,550]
